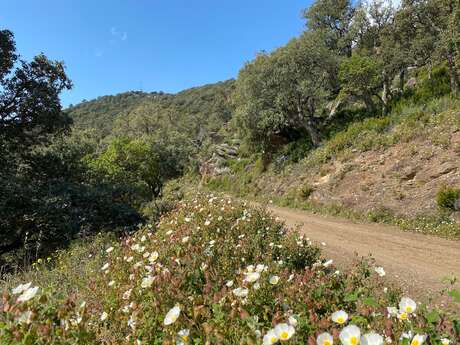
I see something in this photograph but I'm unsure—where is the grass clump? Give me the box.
[436,187,460,211]
[1,194,459,344]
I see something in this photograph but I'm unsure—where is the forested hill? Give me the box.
[67,79,235,141]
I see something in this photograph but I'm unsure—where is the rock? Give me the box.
[429,163,457,179]
[405,77,417,89]
[455,199,460,211]
[400,167,417,181]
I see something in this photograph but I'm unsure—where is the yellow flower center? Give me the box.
[350,336,358,345]
[411,340,419,345]
[405,306,412,313]
[271,336,278,343]
[337,317,345,324]
[181,335,189,341]
[400,313,407,320]
[280,331,289,340]
[324,340,331,345]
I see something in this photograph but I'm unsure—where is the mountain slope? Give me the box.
[66,80,235,142]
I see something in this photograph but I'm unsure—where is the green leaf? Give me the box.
[426,310,440,323]
[363,297,379,308]
[448,289,460,303]
[344,291,359,302]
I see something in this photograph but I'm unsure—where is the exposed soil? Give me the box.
[268,205,460,310]
[255,131,460,219]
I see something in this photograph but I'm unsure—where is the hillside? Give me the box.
[67,80,235,143]
[204,96,460,238]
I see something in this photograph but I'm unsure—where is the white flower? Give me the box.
[274,323,295,341]
[177,329,190,344]
[288,315,298,327]
[204,220,211,226]
[17,311,33,324]
[323,259,334,267]
[332,310,349,325]
[317,332,333,345]
[269,275,280,285]
[12,282,32,295]
[397,311,408,320]
[226,280,234,287]
[141,276,155,288]
[410,334,426,345]
[440,338,450,345]
[253,282,261,290]
[182,236,190,243]
[100,311,108,321]
[108,280,115,287]
[244,272,260,283]
[126,256,134,263]
[106,247,114,253]
[256,264,267,272]
[232,287,249,298]
[374,267,385,277]
[263,329,279,345]
[123,289,132,300]
[399,297,416,314]
[17,286,40,303]
[128,314,136,329]
[149,251,159,263]
[361,333,384,345]
[339,325,361,345]
[164,305,181,325]
[140,235,147,242]
[101,263,110,271]
[386,307,398,317]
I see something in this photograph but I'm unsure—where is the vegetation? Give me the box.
[437,187,460,211]
[1,195,459,344]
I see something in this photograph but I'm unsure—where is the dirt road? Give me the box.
[268,205,460,309]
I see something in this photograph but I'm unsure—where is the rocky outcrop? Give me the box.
[200,143,239,179]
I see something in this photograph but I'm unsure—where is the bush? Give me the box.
[436,187,460,210]
[1,194,458,344]
[299,184,315,200]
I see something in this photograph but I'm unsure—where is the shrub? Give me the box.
[1,194,458,344]
[299,184,315,200]
[436,187,460,211]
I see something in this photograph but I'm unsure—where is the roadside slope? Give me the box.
[269,205,460,308]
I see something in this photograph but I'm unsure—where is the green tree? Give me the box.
[234,32,339,153]
[304,0,356,57]
[88,136,189,202]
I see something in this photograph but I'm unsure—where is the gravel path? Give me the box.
[268,205,460,310]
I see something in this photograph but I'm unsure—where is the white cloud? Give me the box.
[110,27,128,41]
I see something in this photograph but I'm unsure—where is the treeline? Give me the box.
[233,0,460,154]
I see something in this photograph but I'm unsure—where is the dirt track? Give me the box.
[268,205,460,309]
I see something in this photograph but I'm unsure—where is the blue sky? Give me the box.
[2,0,312,107]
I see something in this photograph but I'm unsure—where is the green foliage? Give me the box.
[436,187,460,211]
[1,195,458,344]
[68,80,235,145]
[233,32,338,153]
[299,184,315,200]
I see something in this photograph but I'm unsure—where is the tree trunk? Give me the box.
[382,74,391,115]
[363,95,376,115]
[446,50,459,95]
[304,119,322,147]
[399,69,405,93]
[297,102,321,147]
